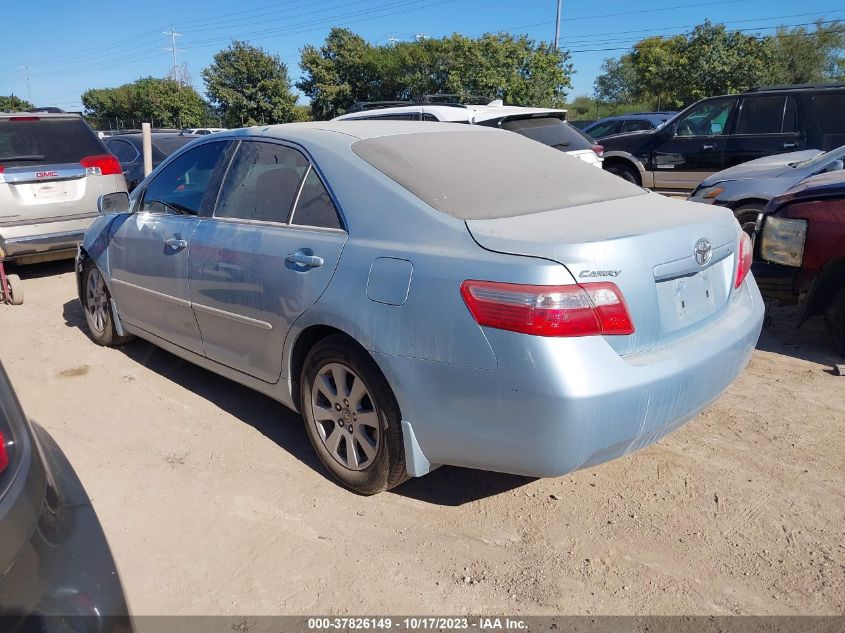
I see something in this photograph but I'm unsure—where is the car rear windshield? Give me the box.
[153,136,195,156]
[0,117,105,168]
[498,116,595,151]
[351,129,644,220]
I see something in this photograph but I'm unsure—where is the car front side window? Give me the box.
[674,99,736,137]
[140,141,229,215]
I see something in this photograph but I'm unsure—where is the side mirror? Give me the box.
[98,191,130,215]
[661,122,677,138]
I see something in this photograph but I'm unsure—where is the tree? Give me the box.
[81,78,209,128]
[593,57,637,104]
[0,95,34,112]
[202,41,298,127]
[768,20,845,84]
[298,28,573,119]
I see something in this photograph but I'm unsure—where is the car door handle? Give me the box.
[165,238,188,250]
[286,251,324,268]
[702,143,718,151]
[782,142,797,149]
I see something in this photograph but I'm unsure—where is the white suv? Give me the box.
[333,100,604,167]
[0,112,127,264]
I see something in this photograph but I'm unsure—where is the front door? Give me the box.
[651,97,737,192]
[723,95,802,168]
[109,140,231,354]
[188,140,348,382]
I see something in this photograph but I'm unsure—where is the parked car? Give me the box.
[689,145,845,228]
[103,132,197,191]
[182,127,226,135]
[752,170,845,354]
[77,121,763,494]
[0,112,127,264]
[583,112,677,139]
[0,362,133,629]
[333,100,605,167]
[601,82,845,193]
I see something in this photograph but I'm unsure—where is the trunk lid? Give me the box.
[466,193,741,355]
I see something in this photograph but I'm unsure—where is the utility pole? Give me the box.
[163,26,184,84]
[19,64,32,104]
[553,0,562,51]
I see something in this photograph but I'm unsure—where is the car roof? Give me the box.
[0,111,82,119]
[225,120,495,142]
[108,132,192,140]
[334,102,567,123]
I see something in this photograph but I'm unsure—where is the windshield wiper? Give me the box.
[0,154,45,162]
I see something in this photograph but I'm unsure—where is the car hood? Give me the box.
[701,149,822,185]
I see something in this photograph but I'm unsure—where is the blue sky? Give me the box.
[1,0,842,110]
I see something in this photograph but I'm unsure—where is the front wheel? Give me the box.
[733,202,766,236]
[605,163,640,185]
[300,335,408,494]
[81,261,134,347]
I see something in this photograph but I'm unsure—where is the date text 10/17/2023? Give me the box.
[306,618,528,630]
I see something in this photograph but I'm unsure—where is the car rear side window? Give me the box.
[352,129,644,220]
[498,117,593,151]
[214,141,309,223]
[735,97,797,135]
[813,94,845,133]
[622,119,653,132]
[0,117,105,168]
[141,141,229,216]
[585,120,623,138]
[290,167,342,230]
[105,138,138,162]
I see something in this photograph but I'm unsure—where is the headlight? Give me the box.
[698,184,726,199]
[760,216,807,267]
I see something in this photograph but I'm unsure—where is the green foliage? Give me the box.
[81,78,209,128]
[564,95,657,122]
[298,28,573,119]
[593,19,844,109]
[202,40,298,127]
[0,95,35,112]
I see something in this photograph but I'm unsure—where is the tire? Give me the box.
[824,285,845,357]
[300,335,408,495]
[5,274,23,305]
[733,202,766,235]
[605,163,640,185]
[81,261,134,347]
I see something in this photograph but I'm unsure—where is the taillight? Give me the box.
[80,154,121,176]
[591,144,604,157]
[460,280,634,337]
[0,430,8,474]
[735,230,753,289]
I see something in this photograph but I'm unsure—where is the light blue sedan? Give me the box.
[77,122,764,494]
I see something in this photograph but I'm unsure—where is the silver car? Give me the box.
[0,112,127,264]
[76,122,764,494]
[689,145,845,228]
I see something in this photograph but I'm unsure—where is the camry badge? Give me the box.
[694,238,712,266]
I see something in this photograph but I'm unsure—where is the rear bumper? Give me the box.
[0,217,96,261]
[0,423,132,632]
[378,276,764,478]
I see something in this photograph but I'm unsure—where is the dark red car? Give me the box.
[752,170,845,353]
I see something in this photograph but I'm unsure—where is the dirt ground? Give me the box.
[1,260,843,616]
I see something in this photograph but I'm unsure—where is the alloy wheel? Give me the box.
[85,268,108,334]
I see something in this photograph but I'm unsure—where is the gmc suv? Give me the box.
[0,112,127,264]
[601,82,845,195]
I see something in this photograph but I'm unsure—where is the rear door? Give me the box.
[188,139,348,383]
[109,140,231,354]
[723,95,801,167]
[651,97,736,191]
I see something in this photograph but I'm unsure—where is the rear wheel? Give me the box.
[300,335,408,495]
[605,163,640,185]
[5,274,23,305]
[824,285,845,356]
[82,261,134,347]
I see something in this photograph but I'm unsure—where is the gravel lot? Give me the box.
[2,260,844,616]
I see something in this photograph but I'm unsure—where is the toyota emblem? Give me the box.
[694,238,712,266]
